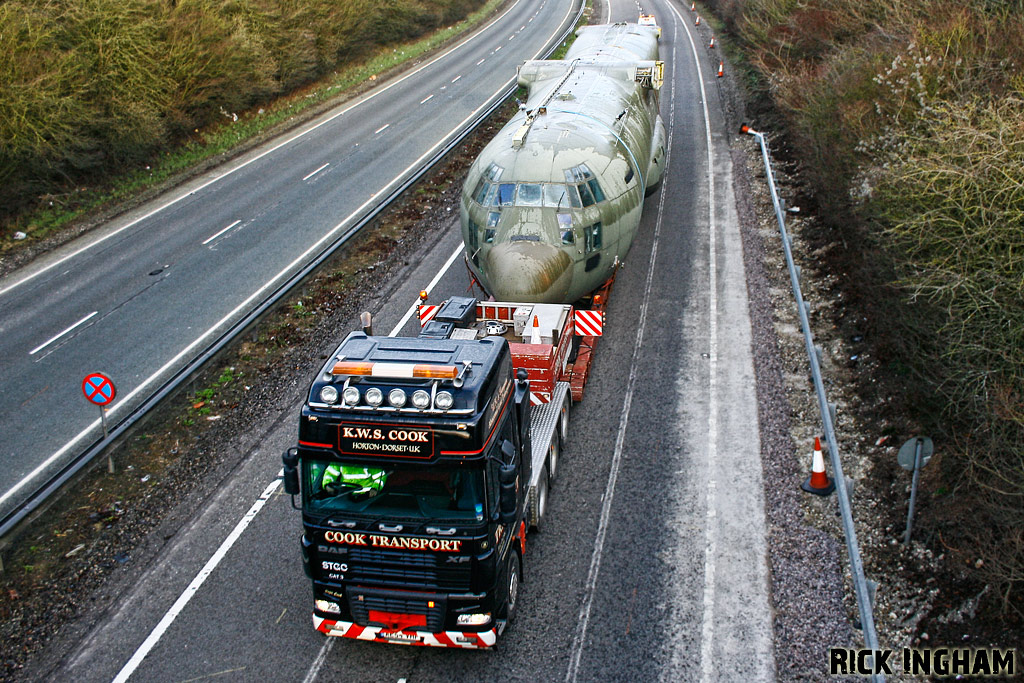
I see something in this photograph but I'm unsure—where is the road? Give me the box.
[22,0,777,680]
[0,0,580,523]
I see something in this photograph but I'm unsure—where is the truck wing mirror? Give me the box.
[281,447,300,497]
[500,439,516,465]
[499,461,518,524]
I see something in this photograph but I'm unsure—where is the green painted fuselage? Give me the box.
[460,22,666,303]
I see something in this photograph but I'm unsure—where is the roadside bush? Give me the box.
[0,0,485,227]
[715,0,1024,608]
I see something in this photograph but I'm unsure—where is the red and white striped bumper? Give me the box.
[313,615,498,649]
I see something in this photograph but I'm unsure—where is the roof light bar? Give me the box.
[331,361,459,380]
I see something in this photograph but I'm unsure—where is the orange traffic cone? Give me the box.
[695,15,701,26]
[690,2,695,10]
[717,62,724,78]
[530,315,543,344]
[801,437,835,495]
[709,35,716,49]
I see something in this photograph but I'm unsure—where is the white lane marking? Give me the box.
[420,94,435,104]
[112,477,281,683]
[451,75,462,83]
[374,124,390,135]
[202,220,242,246]
[663,1,723,678]
[302,638,336,683]
[303,163,330,181]
[29,311,98,355]
[388,242,464,337]
[565,63,677,683]
[0,0,530,300]
[477,58,486,65]
[494,45,502,52]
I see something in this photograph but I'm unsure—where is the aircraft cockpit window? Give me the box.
[517,184,543,206]
[544,184,582,208]
[484,229,496,243]
[487,212,500,228]
[498,184,516,206]
[558,213,574,244]
[587,178,606,203]
[584,222,602,253]
[484,162,504,181]
[578,181,597,207]
[471,176,487,202]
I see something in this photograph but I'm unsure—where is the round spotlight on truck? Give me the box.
[434,391,454,410]
[342,386,360,406]
[320,386,338,404]
[388,388,407,408]
[411,390,430,409]
[365,387,383,407]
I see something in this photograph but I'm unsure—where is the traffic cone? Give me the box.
[530,315,543,344]
[690,2,695,10]
[717,62,724,78]
[695,15,701,25]
[709,35,715,49]
[801,437,835,495]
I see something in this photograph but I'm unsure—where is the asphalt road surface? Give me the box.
[21,0,777,680]
[0,0,579,523]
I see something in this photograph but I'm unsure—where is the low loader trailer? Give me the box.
[282,294,605,648]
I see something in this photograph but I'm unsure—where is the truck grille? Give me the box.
[345,547,472,591]
[348,589,446,631]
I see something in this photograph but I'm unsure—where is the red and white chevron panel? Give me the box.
[314,616,498,649]
[418,305,440,326]
[574,310,604,336]
[530,392,551,405]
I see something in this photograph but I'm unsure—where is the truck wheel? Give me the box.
[529,465,549,531]
[559,393,570,445]
[504,551,521,623]
[547,432,560,483]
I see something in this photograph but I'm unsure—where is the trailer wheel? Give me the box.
[547,431,560,483]
[558,392,570,445]
[529,465,549,531]
[503,551,521,623]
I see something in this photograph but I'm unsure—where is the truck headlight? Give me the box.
[320,386,339,404]
[435,391,454,410]
[456,613,491,626]
[365,387,383,407]
[411,390,430,409]
[342,386,360,406]
[388,388,407,408]
[315,599,341,614]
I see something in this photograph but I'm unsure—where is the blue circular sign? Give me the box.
[82,372,116,406]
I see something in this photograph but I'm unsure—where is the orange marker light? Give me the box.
[331,361,458,379]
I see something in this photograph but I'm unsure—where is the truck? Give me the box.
[281,291,608,648]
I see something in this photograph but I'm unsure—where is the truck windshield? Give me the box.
[303,459,486,521]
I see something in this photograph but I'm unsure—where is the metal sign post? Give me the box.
[82,372,117,472]
[897,436,933,546]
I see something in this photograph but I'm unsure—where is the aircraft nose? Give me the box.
[485,240,573,303]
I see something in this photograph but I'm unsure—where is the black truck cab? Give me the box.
[282,330,532,648]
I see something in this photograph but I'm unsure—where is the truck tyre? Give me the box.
[559,392,571,445]
[547,432,560,483]
[504,551,521,623]
[529,465,549,531]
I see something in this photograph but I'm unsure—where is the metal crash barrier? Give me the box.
[741,125,884,683]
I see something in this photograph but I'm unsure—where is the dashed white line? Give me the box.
[451,75,462,83]
[374,124,390,135]
[495,45,502,52]
[477,58,486,65]
[420,94,435,104]
[29,311,98,355]
[202,220,241,246]
[302,163,330,181]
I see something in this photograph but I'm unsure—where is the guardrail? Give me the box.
[0,1,587,540]
[741,124,884,682]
